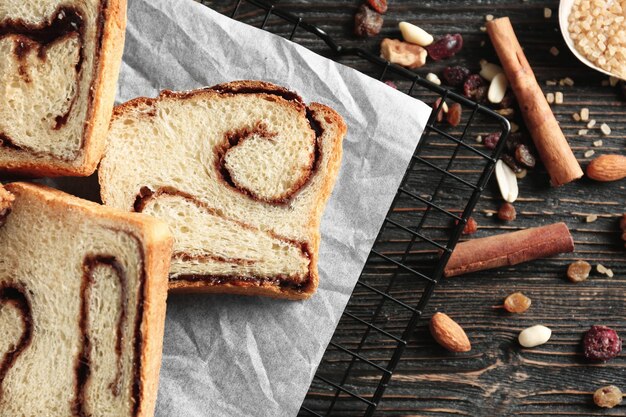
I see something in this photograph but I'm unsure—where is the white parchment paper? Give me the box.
[78,0,430,415]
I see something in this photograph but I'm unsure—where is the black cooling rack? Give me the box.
[216,1,511,415]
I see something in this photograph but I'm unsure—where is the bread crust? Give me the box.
[101,81,347,300]
[0,0,127,177]
[4,182,173,417]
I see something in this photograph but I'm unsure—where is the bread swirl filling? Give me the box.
[0,2,106,161]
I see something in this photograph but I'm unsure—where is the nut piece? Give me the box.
[354,5,384,37]
[594,385,623,408]
[429,312,471,352]
[567,260,591,283]
[461,216,478,235]
[503,292,531,313]
[446,103,462,126]
[587,154,626,182]
[583,325,622,362]
[495,159,519,203]
[426,72,441,85]
[399,21,434,46]
[479,61,503,81]
[580,108,590,121]
[0,184,15,228]
[380,38,427,69]
[519,325,552,348]
[488,73,509,104]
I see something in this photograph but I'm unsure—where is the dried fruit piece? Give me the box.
[519,325,551,348]
[504,292,531,313]
[354,5,383,37]
[463,74,487,100]
[429,312,471,352]
[426,33,464,60]
[502,154,523,174]
[462,217,478,235]
[498,90,516,109]
[442,66,470,87]
[367,0,388,14]
[446,103,462,127]
[583,325,622,362]
[398,21,433,46]
[483,132,501,150]
[515,144,536,169]
[498,202,516,221]
[432,98,447,123]
[380,38,427,69]
[567,260,591,283]
[384,80,397,89]
[594,385,623,408]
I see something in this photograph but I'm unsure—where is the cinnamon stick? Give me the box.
[486,18,583,187]
[444,222,574,277]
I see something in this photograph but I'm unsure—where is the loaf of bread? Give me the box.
[0,0,126,176]
[99,81,346,299]
[0,182,173,416]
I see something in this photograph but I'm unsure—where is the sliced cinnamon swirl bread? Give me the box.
[0,0,126,176]
[99,81,346,299]
[0,182,172,417]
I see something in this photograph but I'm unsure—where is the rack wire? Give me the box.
[217,1,511,415]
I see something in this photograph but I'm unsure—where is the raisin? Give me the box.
[498,202,516,221]
[567,260,591,283]
[505,132,524,153]
[515,144,536,169]
[583,325,622,362]
[446,103,462,127]
[503,292,531,313]
[463,74,487,100]
[367,0,388,14]
[594,385,623,408]
[433,98,446,123]
[384,80,398,89]
[483,132,501,150]
[462,217,478,235]
[354,5,383,37]
[442,66,470,87]
[426,34,463,60]
[502,154,523,173]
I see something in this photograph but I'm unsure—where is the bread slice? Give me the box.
[0,0,126,176]
[99,81,346,300]
[0,182,173,417]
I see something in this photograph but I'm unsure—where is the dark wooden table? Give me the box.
[205,1,626,415]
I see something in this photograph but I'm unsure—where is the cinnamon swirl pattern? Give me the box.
[100,81,347,299]
[0,182,171,417]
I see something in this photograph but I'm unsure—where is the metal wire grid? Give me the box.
[222,1,511,416]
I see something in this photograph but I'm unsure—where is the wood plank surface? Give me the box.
[204,1,626,416]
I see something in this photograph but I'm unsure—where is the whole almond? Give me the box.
[429,312,471,352]
[586,154,626,182]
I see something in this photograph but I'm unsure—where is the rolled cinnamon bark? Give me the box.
[444,222,574,277]
[487,18,583,187]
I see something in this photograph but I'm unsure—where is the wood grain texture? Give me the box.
[202,1,626,416]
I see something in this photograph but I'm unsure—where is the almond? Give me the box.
[586,154,626,182]
[429,312,471,352]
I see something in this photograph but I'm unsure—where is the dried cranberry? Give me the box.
[498,202,516,221]
[426,34,464,60]
[446,103,462,127]
[462,217,478,235]
[515,144,536,169]
[463,74,487,100]
[367,0,388,14]
[483,132,501,150]
[442,66,470,87]
[502,154,523,173]
[384,80,398,89]
[354,5,383,37]
[583,325,622,362]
